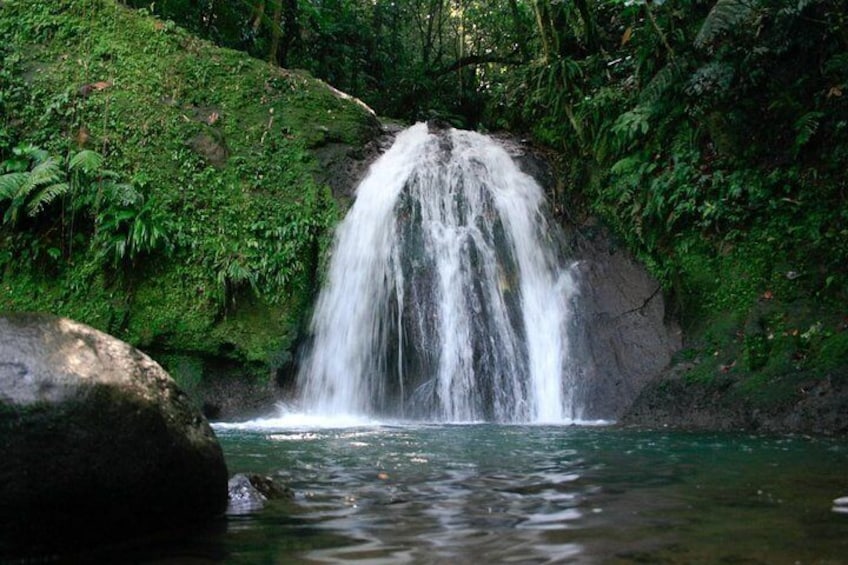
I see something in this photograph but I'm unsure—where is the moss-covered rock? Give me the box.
[0,0,381,410]
[622,300,848,434]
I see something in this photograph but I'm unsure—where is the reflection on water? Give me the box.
[207,421,848,564]
[42,422,848,563]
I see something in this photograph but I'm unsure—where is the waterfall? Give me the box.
[296,123,580,423]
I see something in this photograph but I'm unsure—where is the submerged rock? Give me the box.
[227,473,294,514]
[0,313,229,556]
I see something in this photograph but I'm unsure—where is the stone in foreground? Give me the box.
[0,313,228,555]
[227,473,294,515]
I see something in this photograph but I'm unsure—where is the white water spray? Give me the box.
[297,123,579,422]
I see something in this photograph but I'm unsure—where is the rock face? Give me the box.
[312,120,402,202]
[0,313,229,555]
[566,223,683,420]
[621,366,848,434]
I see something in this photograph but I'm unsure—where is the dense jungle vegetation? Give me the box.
[2,0,847,400]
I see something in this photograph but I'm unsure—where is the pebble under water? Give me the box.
[82,419,848,564]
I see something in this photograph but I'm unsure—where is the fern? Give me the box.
[0,154,66,226]
[11,144,48,166]
[686,61,735,97]
[91,178,142,211]
[0,172,27,199]
[794,111,825,154]
[96,199,172,266]
[694,0,759,50]
[26,181,69,217]
[68,149,104,175]
[640,64,678,106]
[25,156,63,189]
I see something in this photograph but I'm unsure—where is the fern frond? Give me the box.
[68,149,104,175]
[130,215,148,248]
[13,144,48,163]
[106,182,143,207]
[640,64,678,106]
[113,238,128,261]
[26,182,69,217]
[686,61,735,97]
[794,111,825,152]
[25,157,64,194]
[99,234,128,264]
[694,0,759,49]
[0,172,28,199]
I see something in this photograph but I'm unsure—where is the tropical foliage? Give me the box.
[0,0,377,381]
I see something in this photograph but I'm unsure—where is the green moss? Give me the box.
[0,0,377,383]
[157,355,204,395]
[210,295,302,365]
[122,262,218,351]
[818,332,848,374]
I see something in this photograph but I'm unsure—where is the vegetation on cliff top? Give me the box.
[0,0,378,385]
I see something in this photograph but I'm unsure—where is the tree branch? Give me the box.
[426,51,524,78]
[615,285,663,320]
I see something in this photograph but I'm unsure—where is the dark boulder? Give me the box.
[0,313,229,556]
[312,120,401,202]
[621,366,848,434]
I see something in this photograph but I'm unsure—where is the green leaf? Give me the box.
[0,172,27,199]
[68,149,104,175]
[794,111,825,151]
[26,181,69,216]
[694,0,759,50]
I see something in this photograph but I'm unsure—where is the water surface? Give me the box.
[207,421,848,564]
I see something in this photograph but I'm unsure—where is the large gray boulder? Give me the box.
[0,313,229,555]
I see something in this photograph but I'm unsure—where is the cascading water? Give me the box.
[297,123,580,423]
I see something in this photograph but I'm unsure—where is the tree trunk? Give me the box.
[508,0,530,60]
[279,0,298,67]
[251,0,265,34]
[574,0,598,52]
[269,0,283,65]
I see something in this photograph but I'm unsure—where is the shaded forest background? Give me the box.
[124,0,848,305]
[2,0,847,397]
